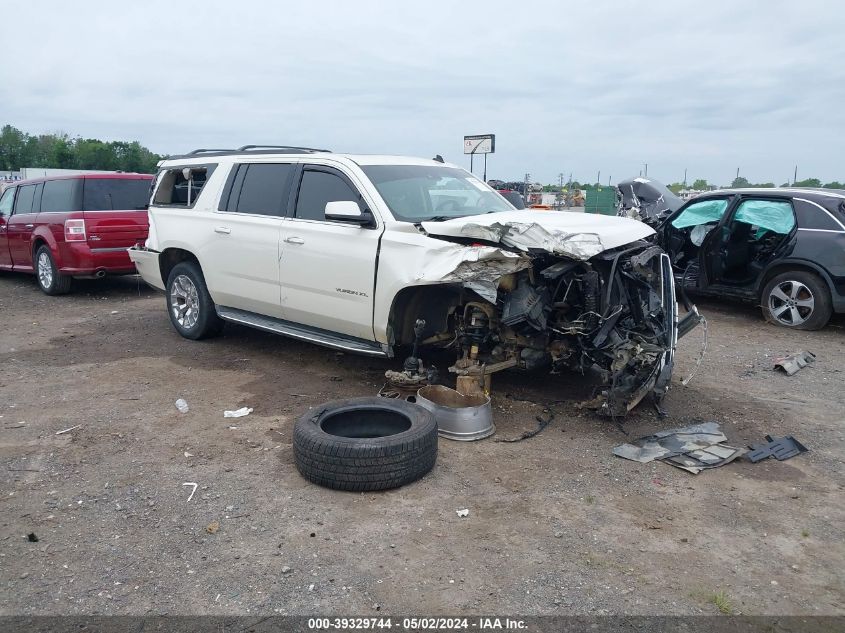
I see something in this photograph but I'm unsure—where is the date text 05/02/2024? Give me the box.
[307,617,527,630]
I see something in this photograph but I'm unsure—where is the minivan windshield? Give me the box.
[82,178,151,211]
[361,165,515,222]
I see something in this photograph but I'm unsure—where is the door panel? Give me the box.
[279,166,380,340]
[196,213,284,317]
[192,162,294,318]
[0,187,14,268]
[279,219,380,339]
[7,183,41,270]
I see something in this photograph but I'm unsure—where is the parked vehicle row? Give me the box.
[0,174,152,294]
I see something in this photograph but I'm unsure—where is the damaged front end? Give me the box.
[444,243,684,416]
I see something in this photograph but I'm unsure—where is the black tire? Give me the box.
[293,397,438,492]
[165,261,224,340]
[761,270,832,331]
[35,245,72,295]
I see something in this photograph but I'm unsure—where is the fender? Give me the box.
[756,257,836,295]
[30,225,62,267]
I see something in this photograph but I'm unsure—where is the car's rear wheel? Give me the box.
[165,261,224,339]
[35,246,72,295]
[761,271,832,330]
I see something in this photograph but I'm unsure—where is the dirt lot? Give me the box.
[1,272,843,616]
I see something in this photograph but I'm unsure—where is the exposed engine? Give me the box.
[446,244,677,416]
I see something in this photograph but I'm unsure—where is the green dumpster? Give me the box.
[585,187,617,215]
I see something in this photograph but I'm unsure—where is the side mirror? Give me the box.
[325,200,374,227]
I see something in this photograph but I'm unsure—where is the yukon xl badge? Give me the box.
[336,288,369,297]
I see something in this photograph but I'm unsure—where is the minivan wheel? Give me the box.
[293,397,438,492]
[165,261,224,339]
[35,246,72,295]
[761,271,832,330]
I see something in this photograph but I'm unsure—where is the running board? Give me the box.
[215,306,389,357]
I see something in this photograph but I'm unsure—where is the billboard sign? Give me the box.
[463,134,495,154]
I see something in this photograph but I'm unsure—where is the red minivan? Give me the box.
[0,174,153,294]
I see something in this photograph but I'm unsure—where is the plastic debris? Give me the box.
[773,351,815,376]
[747,435,808,463]
[175,399,190,413]
[182,482,198,502]
[184,451,193,458]
[456,509,469,518]
[55,425,80,435]
[224,407,253,418]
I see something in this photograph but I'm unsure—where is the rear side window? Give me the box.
[295,169,360,221]
[83,179,151,211]
[153,165,215,207]
[13,184,36,214]
[41,179,81,212]
[733,199,795,235]
[225,163,293,215]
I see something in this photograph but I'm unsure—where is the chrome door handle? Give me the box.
[214,227,231,235]
[25,224,34,229]
[285,237,305,244]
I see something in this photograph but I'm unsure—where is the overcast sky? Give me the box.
[2,0,844,185]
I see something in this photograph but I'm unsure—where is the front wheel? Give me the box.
[35,246,72,295]
[761,271,832,330]
[165,261,224,339]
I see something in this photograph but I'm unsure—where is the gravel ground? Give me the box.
[0,272,843,616]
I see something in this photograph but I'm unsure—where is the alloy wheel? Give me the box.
[768,280,815,326]
[37,251,53,289]
[170,274,200,329]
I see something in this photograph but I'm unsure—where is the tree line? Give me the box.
[0,125,162,174]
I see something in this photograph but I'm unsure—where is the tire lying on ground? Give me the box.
[293,397,438,492]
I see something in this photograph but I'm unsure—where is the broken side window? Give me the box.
[670,198,729,229]
[153,165,216,207]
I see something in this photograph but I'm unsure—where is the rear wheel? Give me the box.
[761,271,832,330]
[35,246,72,295]
[165,261,224,339]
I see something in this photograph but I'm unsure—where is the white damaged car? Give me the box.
[130,147,700,415]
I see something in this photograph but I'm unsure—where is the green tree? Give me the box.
[691,178,708,190]
[731,176,750,188]
[823,181,844,189]
[793,178,821,188]
[668,182,684,194]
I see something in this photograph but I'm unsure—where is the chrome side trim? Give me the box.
[89,247,131,253]
[215,306,388,357]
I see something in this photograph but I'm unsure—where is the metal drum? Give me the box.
[415,385,494,441]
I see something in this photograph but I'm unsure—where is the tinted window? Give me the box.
[0,188,14,216]
[41,179,80,212]
[13,185,36,214]
[233,163,293,215]
[295,170,360,221]
[794,198,845,231]
[83,179,151,211]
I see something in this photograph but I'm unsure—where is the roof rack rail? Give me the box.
[237,144,331,153]
[186,148,238,155]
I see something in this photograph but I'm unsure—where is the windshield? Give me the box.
[82,178,151,211]
[361,165,515,222]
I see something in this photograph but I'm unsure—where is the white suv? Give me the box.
[130,145,699,415]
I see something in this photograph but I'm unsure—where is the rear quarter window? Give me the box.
[793,198,845,231]
[83,179,152,211]
[153,165,216,207]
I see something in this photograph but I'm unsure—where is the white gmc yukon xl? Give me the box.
[130,146,699,415]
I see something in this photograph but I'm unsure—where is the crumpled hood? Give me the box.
[421,210,655,260]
